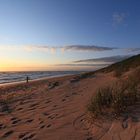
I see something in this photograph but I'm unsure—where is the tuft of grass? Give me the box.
[88,69,140,118]
[0,94,13,113]
[87,86,113,117]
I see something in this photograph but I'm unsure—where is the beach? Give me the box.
[0,71,140,140]
[0,72,113,139]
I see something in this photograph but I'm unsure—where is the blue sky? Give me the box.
[0,0,140,71]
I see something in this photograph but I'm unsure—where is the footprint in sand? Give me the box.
[26,133,36,139]
[86,137,93,140]
[39,120,44,124]
[47,114,58,120]
[62,99,66,102]
[16,107,23,111]
[38,120,52,129]
[65,95,70,98]
[11,117,17,121]
[12,119,21,125]
[45,100,52,104]
[0,123,6,129]
[38,119,46,129]
[19,132,29,139]
[47,124,51,128]
[2,130,14,138]
[26,119,34,123]
[29,103,39,108]
[19,132,36,140]
[40,125,46,129]
[72,92,78,95]
[48,115,55,120]
[28,107,36,111]
[53,105,57,108]
[12,120,21,124]
[43,112,49,116]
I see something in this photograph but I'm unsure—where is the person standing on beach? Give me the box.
[26,76,29,83]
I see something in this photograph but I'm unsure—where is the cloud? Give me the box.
[50,47,57,54]
[0,44,116,55]
[124,47,140,52]
[25,45,116,53]
[56,63,108,67]
[25,45,51,51]
[62,45,115,51]
[113,13,127,25]
[73,55,130,64]
[53,63,108,71]
[55,55,131,71]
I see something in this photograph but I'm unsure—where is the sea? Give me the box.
[0,71,84,84]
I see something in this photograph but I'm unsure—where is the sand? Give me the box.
[0,73,140,140]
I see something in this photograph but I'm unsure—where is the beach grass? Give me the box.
[88,68,140,118]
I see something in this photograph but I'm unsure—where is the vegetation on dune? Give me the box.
[88,68,140,118]
[77,54,140,79]
[100,54,140,77]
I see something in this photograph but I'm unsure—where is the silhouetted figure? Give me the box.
[26,76,29,83]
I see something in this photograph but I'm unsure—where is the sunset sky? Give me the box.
[0,0,140,71]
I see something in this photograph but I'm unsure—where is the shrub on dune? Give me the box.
[88,69,140,118]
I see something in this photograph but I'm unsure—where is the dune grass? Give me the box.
[99,54,140,77]
[88,68,140,118]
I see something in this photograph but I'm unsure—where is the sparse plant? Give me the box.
[88,70,140,118]
[87,86,113,117]
[0,95,12,113]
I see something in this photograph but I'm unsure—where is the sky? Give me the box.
[0,0,140,71]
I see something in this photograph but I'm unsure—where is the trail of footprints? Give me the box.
[0,85,82,140]
[0,98,55,140]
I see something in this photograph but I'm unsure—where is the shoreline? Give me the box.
[0,73,78,98]
[0,73,77,88]
[0,71,85,86]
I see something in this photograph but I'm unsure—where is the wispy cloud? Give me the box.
[25,45,53,52]
[112,12,127,26]
[56,63,108,67]
[0,44,116,55]
[62,45,115,51]
[53,63,108,71]
[124,47,140,53]
[25,45,116,53]
[54,55,131,71]
[73,55,130,64]
[24,45,57,54]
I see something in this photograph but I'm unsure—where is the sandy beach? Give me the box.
[0,71,140,140]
